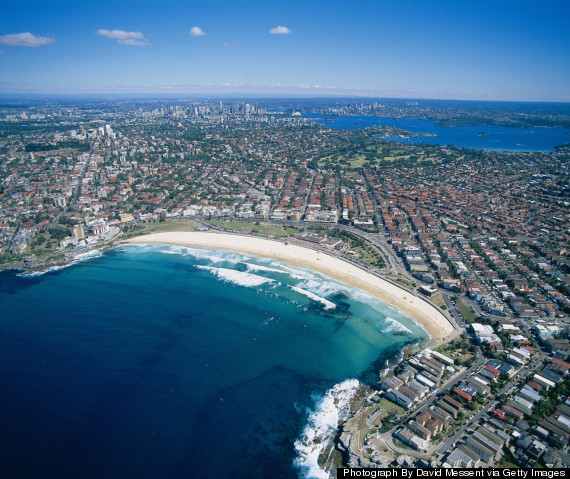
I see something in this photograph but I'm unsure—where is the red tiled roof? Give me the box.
[453,387,473,401]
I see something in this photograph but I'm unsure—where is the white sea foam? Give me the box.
[161,249,185,256]
[294,379,360,479]
[298,278,352,299]
[267,261,319,280]
[196,265,275,288]
[17,253,101,278]
[19,264,75,277]
[290,286,336,310]
[244,262,288,275]
[157,244,252,265]
[381,316,413,335]
[264,260,372,302]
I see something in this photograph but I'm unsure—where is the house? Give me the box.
[442,395,463,412]
[526,380,544,392]
[545,339,570,360]
[468,377,490,395]
[453,387,473,402]
[416,411,443,436]
[395,427,429,451]
[408,420,432,440]
[431,407,452,426]
[511,347,531,362]
[479,368,499,382]
[385,390,413,409]
[399,385,419,402]
[519,385,541,403]
[406,379,429,398]
[478,426,505,448]
[415,373,436,390]
[508,398,532,416]
[538,419,569,446]
[445,448,476,468]
[502,404,525,420]
[499,363,515,377]
[380,375,404,391]
[491,409,507,421]
[540,368,563,383]
[533,374,555,390]
[465,435,495,463]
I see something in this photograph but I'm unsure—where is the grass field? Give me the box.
[317,146,464,170]
[435,337,476,365]
[27,232,59,256]
[377,398,405,415]
[455,298,478,323]
[120,219,301,245]
[205,219,299,237]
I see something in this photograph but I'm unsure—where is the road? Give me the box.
[436,352,545,456]
[375,348,545,461]
[52,142,93,227]
[407,348,485,421]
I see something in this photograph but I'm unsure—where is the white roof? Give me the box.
[512,347,531,357]
[471,323,494,334]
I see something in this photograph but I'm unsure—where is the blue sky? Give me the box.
[1,0,569,101]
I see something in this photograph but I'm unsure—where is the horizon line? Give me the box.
[1,92,569,104]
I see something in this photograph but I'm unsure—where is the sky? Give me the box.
[0,0,569,101]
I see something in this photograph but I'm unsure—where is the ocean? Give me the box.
[0,244,427,479]
[303,114,570,152]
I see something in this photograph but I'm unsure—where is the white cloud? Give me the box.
[96,29,150,46]
[269,25,291,35]
[189,26,206,37]
[0,32,56,47]
[224,41,239,48]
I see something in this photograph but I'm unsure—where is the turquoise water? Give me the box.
[0,244,426,478]
[304,114,570,151]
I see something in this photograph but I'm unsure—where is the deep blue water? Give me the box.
[0,244,425,479]
[303,114,570,152]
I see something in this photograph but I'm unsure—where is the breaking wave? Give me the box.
[196,265,275,288]
[381,316,413,335]
[244,262,288,274]
[154,244,252,265]
[294,379,360,479]
[18,253,101,277]
[290,286,336,310]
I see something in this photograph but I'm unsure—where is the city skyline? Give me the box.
[1,0,570,101]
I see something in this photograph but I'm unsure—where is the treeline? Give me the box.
[25,140,90,153]
[0,121,82,137]
[435,117,570,129]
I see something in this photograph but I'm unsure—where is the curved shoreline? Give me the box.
[124,231,457,347]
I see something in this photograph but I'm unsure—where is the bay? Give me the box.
[303,114,570,152]
[0,244,426,479]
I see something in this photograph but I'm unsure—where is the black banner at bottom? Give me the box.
[337,469,568,479]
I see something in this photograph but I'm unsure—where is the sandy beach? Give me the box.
[125,231,457,346]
